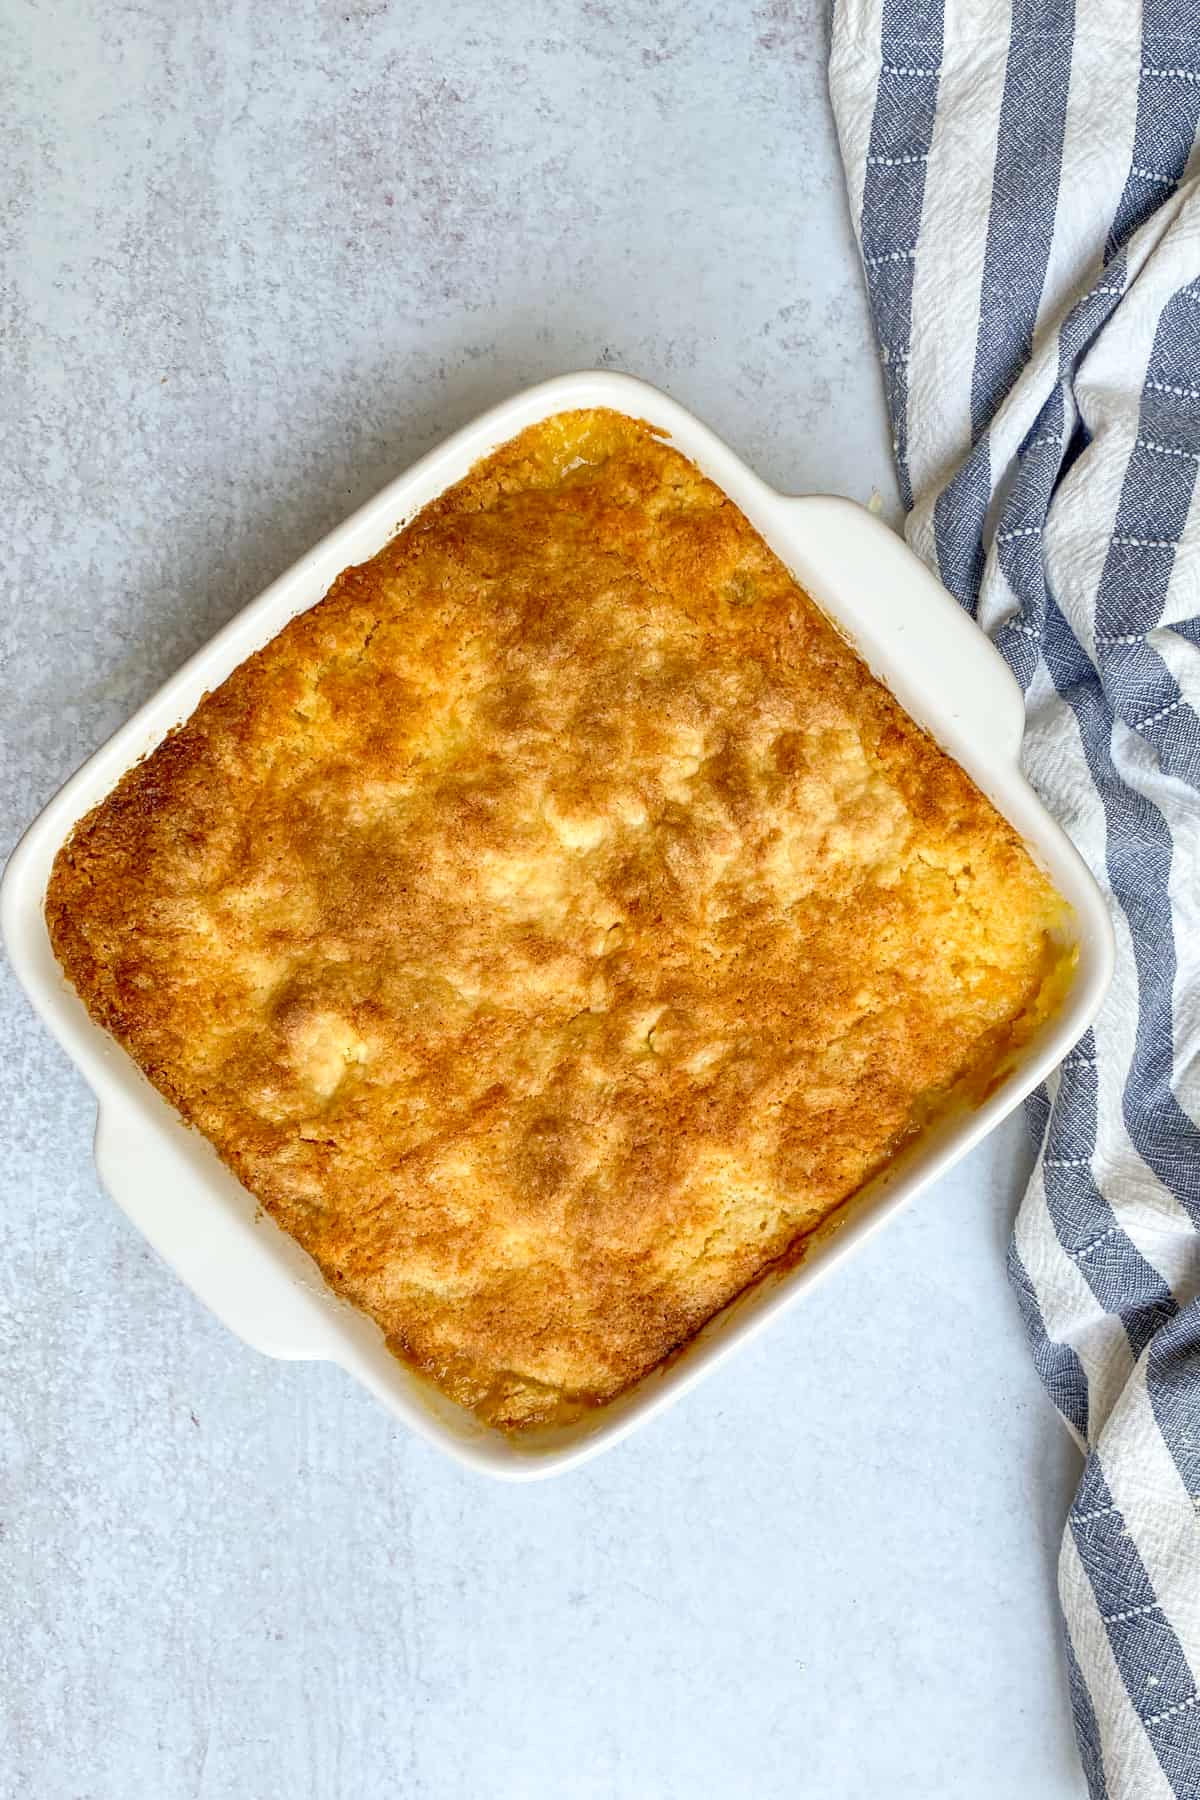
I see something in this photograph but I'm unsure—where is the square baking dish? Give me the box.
[3,370,1113,1479]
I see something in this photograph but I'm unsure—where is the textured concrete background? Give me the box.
[3,3,1086,1796]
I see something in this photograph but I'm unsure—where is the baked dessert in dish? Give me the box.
[46,408,1068,1433]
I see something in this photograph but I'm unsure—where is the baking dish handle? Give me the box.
[773,495,1027,770]
[93,1090,346,1362]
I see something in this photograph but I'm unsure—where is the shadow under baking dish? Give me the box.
[2,369,1114,1479]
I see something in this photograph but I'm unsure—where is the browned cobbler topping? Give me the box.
[46,408,1067,1432]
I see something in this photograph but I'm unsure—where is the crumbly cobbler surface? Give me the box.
[47,409,1065,1430]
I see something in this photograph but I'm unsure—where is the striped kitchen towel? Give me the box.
[829,3,1200,1795]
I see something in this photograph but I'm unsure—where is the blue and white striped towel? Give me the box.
[830,4,1200,1795]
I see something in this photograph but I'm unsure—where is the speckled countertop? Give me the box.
[3,5,1086,1797]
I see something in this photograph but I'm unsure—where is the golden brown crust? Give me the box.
[46,409,1066,1431]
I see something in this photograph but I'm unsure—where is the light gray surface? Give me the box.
[2,4,1086,1797]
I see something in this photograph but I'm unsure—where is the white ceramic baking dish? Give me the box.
[3,370,1113,1480]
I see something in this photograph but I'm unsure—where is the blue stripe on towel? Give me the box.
[1096,282,1200,790]
[858,0,946,511]
[932,1,1075,611]
[1065,1624,1112,1800]
[1145,1305,1200,1541]
[1041,1050,1178,1358]
[1107,0,1200,259]
[1069,1461,1200,1797]
[1007,1241,1090,1443]
[995,263,1130,680]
